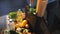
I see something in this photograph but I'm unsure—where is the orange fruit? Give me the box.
[14,23,20,28]
[21,20,28,27]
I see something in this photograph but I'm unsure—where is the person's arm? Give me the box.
[36,0,48,17]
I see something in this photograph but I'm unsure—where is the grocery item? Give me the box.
[17,9,23,23]
[8,12,17,20]
[20,20,28,27]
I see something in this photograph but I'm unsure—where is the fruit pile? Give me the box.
[6,9,31,34]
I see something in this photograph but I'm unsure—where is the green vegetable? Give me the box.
[29,8,36,13]
[8,12,17,19]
